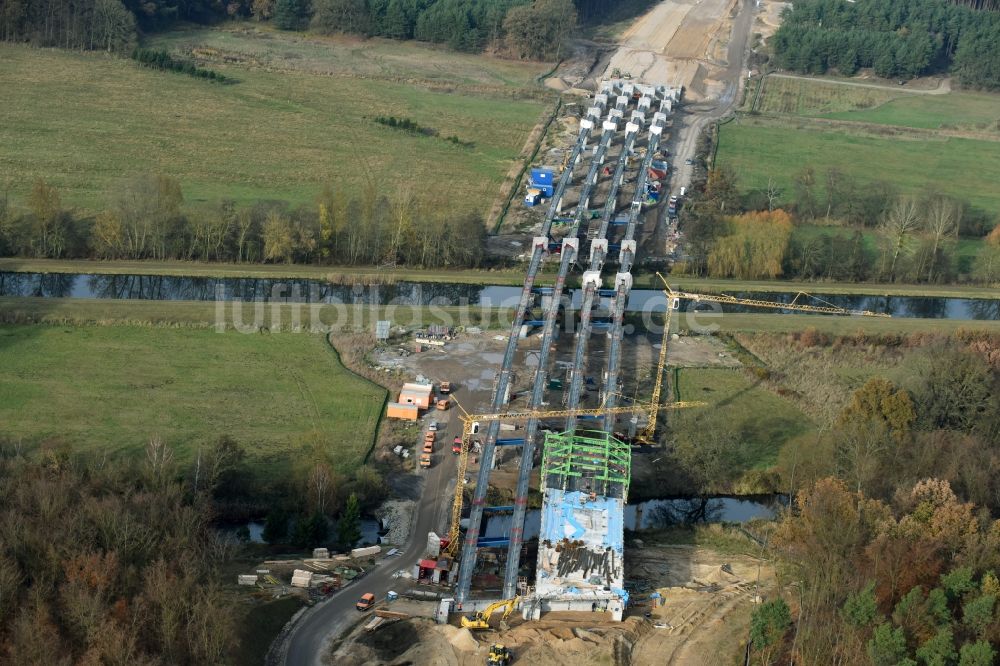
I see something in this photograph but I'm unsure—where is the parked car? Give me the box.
[428,421,439,432]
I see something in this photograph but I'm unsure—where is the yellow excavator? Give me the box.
[461,596,521,630]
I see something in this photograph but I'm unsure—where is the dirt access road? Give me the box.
[604,0,756,199]
[278,387,470,666]
[770,71,953,95]
[278,337,507,666]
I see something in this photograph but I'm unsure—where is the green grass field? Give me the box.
[726,76,1000,217]
[0,324,386,475]
[717,118,1000,216]
[674,367,813,469]
[821,92,1000,132]
[755,76,1000,133]
[0,30,547,212]
[755,76,900,115]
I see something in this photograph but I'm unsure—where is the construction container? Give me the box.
[528,168,555,196]
[530,168,555,185]
[387,402,419,421]
[399,383,433,409]
[238,575,258,586]
[524,188,542,207]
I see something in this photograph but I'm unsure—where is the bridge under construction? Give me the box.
[452,78,680,618]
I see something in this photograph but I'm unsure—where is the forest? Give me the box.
[771,0,1000,90]
[0,0,635,59]
[723,329,1000,663]
[0,442,235,663]
[677,168,1000,284]
[0,176,487,268]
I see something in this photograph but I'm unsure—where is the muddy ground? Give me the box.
[330,530,775,665]
[373,328,739,493]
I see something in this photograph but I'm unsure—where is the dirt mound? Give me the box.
[447,626,480,653]
[545,77,569,91]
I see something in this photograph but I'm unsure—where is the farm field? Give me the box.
[0,324,386,476]
[717,118,1000,216]
[755,75,1000,133]
[674,367,813,470]
[149,25,547,91]
[0,29,548,212]
[724,76,1000,216]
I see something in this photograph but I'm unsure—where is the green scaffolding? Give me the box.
[541,429,631,500]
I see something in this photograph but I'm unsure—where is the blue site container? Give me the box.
[530,168,555,185]
[528,179,555,197]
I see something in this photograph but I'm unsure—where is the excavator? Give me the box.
[461,596,521,630]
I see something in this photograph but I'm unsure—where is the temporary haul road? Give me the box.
[280,0,756,662]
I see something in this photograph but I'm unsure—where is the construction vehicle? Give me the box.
[419,453,431,468]
[461,596,520,630]
[452,436,464,455]
[437,397,450,410]
[439,381,452,395]
[356,593,375,611]
[487,643,512,665]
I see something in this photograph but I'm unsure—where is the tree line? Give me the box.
[0,176,487,268]
[770,476,1000,665]
[677,167,1000,284]
[273,0,577,59]
[0,0,635,60]
[771,0,1000,90]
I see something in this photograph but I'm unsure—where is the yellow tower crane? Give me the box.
[638,272,890,444]
[442,275,890,555]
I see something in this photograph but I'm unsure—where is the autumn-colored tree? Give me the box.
[839,377,916,437]
[263,210,294,263]
[707,209,793,279]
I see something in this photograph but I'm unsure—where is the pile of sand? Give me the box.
[545,77,569,91]
[442,625,479,653]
